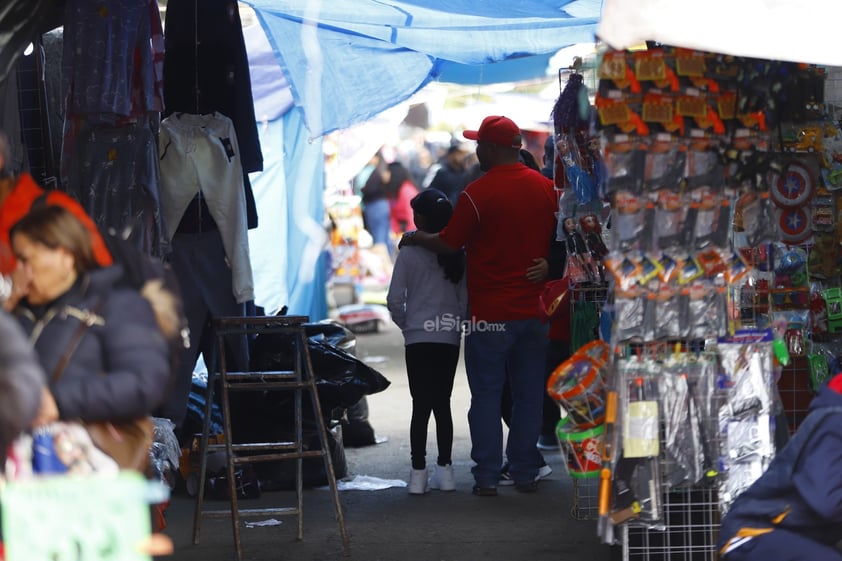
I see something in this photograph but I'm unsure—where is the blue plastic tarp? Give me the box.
[243,0,601,137]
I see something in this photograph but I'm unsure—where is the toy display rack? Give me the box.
[568,281,610,521]
[621,352,722,561]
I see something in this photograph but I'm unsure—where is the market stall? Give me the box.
[544,42,842,561]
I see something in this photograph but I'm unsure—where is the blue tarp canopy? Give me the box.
[241,2,601,319]
[243,0,601,137]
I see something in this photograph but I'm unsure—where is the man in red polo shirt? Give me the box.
[400,115,557,495]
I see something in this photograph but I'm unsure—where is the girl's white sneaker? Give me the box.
[408,468,429,494]
[429,464,455,492]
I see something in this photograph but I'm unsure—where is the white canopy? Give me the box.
[599,0,842,67]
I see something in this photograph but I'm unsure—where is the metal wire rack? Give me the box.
[623,487,720,561]
[620,422,721,561]
[571,476,600,520]
[570,281,609,352]
[613,348,724,561]
[565,281,609,520]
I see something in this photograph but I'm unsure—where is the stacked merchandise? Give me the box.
[733,80,842,429]
[591,45,835,559]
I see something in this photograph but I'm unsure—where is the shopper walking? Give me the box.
[384,161,418,237]
[361,154,394,258]
[427,145,469,205]
[9,206,170,440]
[387,188,466,495]
[400,115,557,496]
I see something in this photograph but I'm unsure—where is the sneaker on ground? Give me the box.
[472,485,497,497]
[408,468,429,495]
[537,463,553,480]
[429,464,456,491]
[498,462,553,486]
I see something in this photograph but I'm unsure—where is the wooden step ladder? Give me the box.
[191,315,350,560]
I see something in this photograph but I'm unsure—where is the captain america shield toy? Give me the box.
[770,161,814,208]
[777,206,812,244]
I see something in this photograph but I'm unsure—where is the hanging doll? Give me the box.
[579,213,608,282]
[552,72,593,193]
[561,216,595,285]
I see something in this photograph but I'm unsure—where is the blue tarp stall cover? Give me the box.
[243,0,602,137]
[242,0,601,320]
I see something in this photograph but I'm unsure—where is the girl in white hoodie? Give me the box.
[387,188,467,495]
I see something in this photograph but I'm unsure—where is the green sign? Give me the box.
[2,472,151,561]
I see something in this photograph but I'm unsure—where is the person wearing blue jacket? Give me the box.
[10,205,170,428]
[718,371,842,560]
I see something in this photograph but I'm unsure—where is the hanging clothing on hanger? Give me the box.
[65,122,166,257]
[158,111,254,304]
[162,0,262,229]
[61,0,162,119]
[157,111,254,429]
[58,0,166,251]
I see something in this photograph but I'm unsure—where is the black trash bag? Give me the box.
[304,322,379,447]
[253,424,348,491]
[342,396,378,448]
[180,377,224,445]
[249,327,391,411]
[303,321,356,353]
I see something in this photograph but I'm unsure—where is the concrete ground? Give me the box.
[161,321,617,561]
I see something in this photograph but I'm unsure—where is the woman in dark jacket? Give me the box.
[10,205,169,426]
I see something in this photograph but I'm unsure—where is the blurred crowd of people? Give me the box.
[352,141,476,259]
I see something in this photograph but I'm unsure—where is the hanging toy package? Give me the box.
[613,285,647,343]
[644,138,686,192]
[653,188,687,250]
[685,140,723,189]
[686,283,728,340]
[565,139,597,206]
[613,356,662,524]
[623,373,661,459]
[717,331,777,419]
[689,187,731,250]
[741,191,779,248]
[717,413,774,514]
[603,141,645,194]
[613,191,654,252]
[659,360,705,487]
[684,353,723,475]
[653,283,685,340]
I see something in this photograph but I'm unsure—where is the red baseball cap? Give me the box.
[463,115,522,148]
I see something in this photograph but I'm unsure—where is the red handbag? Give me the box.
[538,276,570,322]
